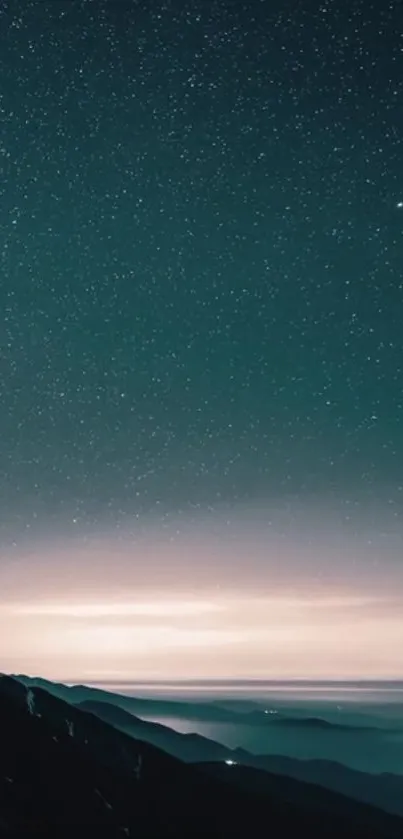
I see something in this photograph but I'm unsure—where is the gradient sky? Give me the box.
[0,0,402,682]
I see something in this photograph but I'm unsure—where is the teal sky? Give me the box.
[0,0,402,679]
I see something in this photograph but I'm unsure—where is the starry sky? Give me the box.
[0,0,402,682]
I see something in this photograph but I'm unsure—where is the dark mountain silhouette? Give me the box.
[1,674,403,837]
[14,674,245,722]
[78,697,233,760]
[14,674,391,732]
[77,696,403,820]
[14,673,403,820]
[197,761,403,823]
[249,753,403,820]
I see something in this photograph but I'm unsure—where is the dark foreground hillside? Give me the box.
[16,673,403,820]
[0,674,402,838]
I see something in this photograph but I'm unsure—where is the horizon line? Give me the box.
[61,677,403,687]
[6,673,403,687]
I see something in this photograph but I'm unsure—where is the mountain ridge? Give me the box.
[1,672,402,835]
[13,673,403,815]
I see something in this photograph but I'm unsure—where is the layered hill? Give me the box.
[1,674,403,837]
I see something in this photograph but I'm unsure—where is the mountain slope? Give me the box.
[14,673,403,820]
[1,675,403,837]
[14,674,245,722]
[78,696,234,761]
[77,696,403,819]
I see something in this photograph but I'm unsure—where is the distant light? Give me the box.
[224,759,237,766]
[397,202,403,209]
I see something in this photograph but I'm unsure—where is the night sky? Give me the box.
[1,0,402,682]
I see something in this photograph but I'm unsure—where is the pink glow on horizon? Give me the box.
[1,517,402,682]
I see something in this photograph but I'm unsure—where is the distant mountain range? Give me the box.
[75,695,403,820]
[12,674,391,729]
[14,673,403,817]
[0,672,402,837]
